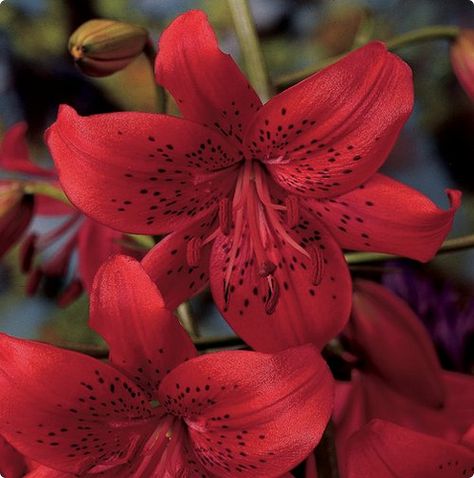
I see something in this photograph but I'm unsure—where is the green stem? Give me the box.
[345,234,474,265]
[23,182,70,205]
[276,24,461,88]
[227,0,273,102]
[386,25,459,50]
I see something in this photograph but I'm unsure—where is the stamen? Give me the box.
[223,208,244,303]
[186,237,202,267]
[265,152,290,165]
[42,233,78,277]
[57,279,83,307]
[26,268,43,295]
[285,195,299,228]
[309,246,324,286]
[254,166,285,211]
[246,184,271,272]
[264,275,280,314]
[142,416,175,456]
[36,212,82,251]
[19,233,37,273]
[218,198,232,235]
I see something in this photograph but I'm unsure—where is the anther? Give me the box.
[264,275,280,314]
[218,198,232,236]
[258,260,276,277]
[186,237,202,267]
[285,196,299,228]
[19,233,38,273]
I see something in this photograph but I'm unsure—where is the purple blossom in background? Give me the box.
[383,262,474,373]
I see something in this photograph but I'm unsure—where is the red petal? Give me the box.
[0,123,54,178]
[90,255,197,398]
[158,345,334,478]
[0,435,27,478]
[345,420,474,478]
[245,42,413,198]
[141,213,216,309]
[46,105,238,234]
[156,10,262,148]
[305,174,461,262]
[347,279,445,407]
[0,334,155,475]
[77,219,123,292]
[334,371,474,458]
[25,466,73,477]
[210,212,351,352]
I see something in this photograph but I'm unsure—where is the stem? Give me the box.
[227,0,273,102]
[23,182,71,205]
[125,233,155,250]
[315,421,340,478]
[386,25,459,50]
[275,24,460,89]
[345,234,474,265]
[351,9,375,49]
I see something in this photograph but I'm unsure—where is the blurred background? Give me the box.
[0,0,473,371]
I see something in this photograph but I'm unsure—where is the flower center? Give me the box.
[186,159,323,314]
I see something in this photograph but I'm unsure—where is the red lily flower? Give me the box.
[344,420,474,478]
[0,255,333,477]
[46,10,460,349]
[0,122,124,304]
[334,280,474,464]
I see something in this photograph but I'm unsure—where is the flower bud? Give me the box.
[68,19,149,77]
[451,29,474,100]
[0,182,34,257]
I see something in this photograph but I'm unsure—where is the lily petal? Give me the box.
[158,345,334,478]
[348,279,445,407]
[0,334,154,475]
[90,255,197,398]
[210,209,351,352]
[0,435,27,478]
[46,105,238,235]
[77,219,123,292]
[142,212,216,309]
[345,419,474,478]
[245,42,413,198]
[334,371,474,463]
[306,174,461,262]
[156,10,262,148]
